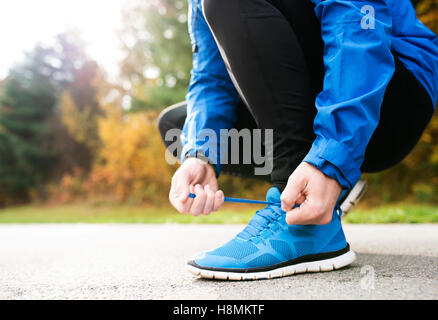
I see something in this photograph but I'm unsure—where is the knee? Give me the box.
[202,0,218,17]
[158,107,171,135]
[203,0,269,31]
[202,0,229,25]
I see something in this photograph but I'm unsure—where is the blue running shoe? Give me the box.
[187,187,355,280]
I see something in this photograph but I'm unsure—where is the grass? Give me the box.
[344,204,438,223]
[0,204,255,224]
[0,203,437,224]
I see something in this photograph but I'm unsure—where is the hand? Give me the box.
[280,162,342,225]
[169,158,224,216]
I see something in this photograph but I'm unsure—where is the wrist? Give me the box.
[183,151,218,177]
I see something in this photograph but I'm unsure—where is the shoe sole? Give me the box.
[187,249,356,281]
[340,179,368,216]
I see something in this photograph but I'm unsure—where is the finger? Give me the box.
[169,177,191,213]
[180,184,196,214]
[184,185,195,214]
[174,174,190,204]
[296,193,306,205]
[203,185,215,215]
[281,175,306,212]
[169,187,187,213]
[189,184,207,216]
[286,199,329,225]
[173,189,194,214]
[213,190,225,212]
[285,203,313,225]
[169,172,190,202]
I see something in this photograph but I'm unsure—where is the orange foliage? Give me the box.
[52,107,176,205]
[90,108,175,204]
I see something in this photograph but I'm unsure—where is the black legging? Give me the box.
[159,0,434,190]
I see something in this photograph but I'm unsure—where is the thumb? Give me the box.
[281,176,307,212]
[176,181,190,203]
[286,203,309,225]
[170,173,191,205]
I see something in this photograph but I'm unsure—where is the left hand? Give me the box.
[280,162,342,225]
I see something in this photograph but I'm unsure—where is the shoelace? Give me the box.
[237,204,284,240]
[189,192,283,240]
[189,193,277,206]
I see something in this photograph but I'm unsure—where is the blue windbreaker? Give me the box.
[181,0,438,189]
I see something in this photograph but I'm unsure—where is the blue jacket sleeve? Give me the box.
[181,0,239,175]
[303,0,396,189]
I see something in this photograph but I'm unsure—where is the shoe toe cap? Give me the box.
[188,251,245,270]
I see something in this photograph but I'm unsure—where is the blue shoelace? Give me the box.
[189,193,277,206]
[189,192,284,240]
[237,204,284,240]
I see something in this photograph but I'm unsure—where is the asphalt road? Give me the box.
[0,224,437,299]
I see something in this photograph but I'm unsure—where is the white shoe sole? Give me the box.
[340,179,368,216]
[187,249,356,281]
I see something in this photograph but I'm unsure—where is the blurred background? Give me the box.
[0,0,437,224]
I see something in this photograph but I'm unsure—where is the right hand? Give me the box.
[169,158,224,216]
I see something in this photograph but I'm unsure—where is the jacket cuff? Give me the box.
[303,136,362,190]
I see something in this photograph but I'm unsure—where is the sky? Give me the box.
[0,0,129,80]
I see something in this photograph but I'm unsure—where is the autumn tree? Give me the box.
[0,32,111,203]
[119,0,191,111]
[0,47,58,203]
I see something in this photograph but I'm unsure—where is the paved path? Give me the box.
[0,224,437,299]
